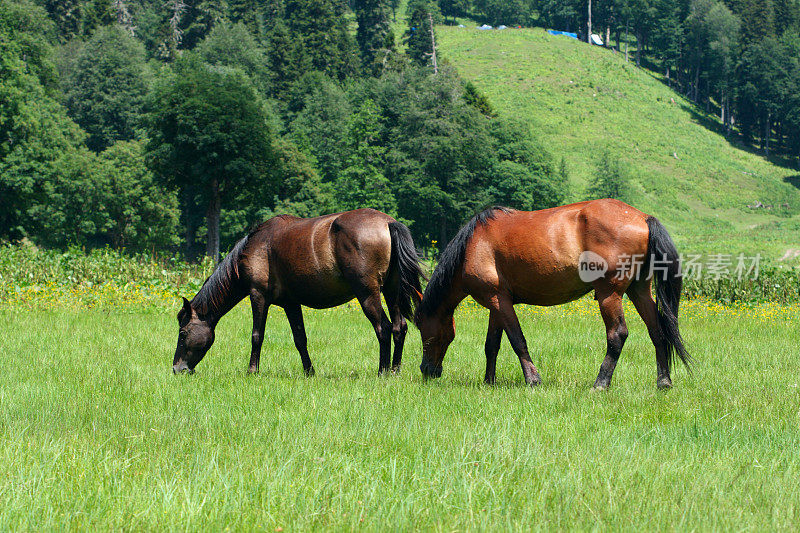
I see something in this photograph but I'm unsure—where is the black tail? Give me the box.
[646,216,690,372]
[388,222,426,320]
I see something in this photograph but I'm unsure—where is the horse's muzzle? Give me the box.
[420,361,443,379]
[172,361,194,374]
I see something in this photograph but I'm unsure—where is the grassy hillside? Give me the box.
[438,26,800,259]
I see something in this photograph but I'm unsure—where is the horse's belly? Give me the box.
[512,284,592,306]
[508,268,591,306]
[279,273,355,309]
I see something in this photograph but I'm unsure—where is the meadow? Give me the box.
[2,280,800,529]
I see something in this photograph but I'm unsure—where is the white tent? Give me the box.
[590,33,604,46]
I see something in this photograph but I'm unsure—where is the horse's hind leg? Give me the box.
[484,310,503,385]
[593,287,629,390]
[627,281,672,389]
[384,293,407,373]
[285,304,315,376]
[356,289,393,374]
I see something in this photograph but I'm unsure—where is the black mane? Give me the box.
[415,207,511,323]
[191,235,250,319]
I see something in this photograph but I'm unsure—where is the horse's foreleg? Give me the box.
[494,297,540,387]
[628,282,672,389]
[484,310,503,385]
[357,291,393,374]
[249,291,269,373]
[285,304,315,376]
[593,289,628,390]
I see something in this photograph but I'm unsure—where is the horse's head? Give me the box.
[418,311,455,380]
[173,297,215,373]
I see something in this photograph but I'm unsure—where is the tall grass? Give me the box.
[1,298,799,529]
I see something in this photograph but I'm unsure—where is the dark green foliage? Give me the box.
[196,22,270,93]
[586,151,631,201]
[268,139,335,218]
[228,0,259,36]
[336,99,396,214]
[93,140,180,251]
[405,0,440,68]
[463,81,495,116]
[44,0,82,41]
[62,25,147,152]
[180,0,230,50]
[472,0,530,26]
[1,0,580,257]
[288,73,351,183]
[263,18,307,100]
[0,0,58,91]
[354,0,393,75]
[438,0,470,23]
[284,0,356,80]
[144,54,276,259]
[650,0,683,79]
[0,1,86,242]
[487,120,565,210]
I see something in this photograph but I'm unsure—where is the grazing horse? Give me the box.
[415,199,690,389]
[173,209,425,375]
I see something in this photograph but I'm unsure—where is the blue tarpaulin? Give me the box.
[547,30,578,39]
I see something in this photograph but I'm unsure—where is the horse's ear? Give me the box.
[178,297,192,322]
[414,288,424,301]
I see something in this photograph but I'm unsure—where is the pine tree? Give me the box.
[739,0,776,43]
[44,0,82,42]
[405,0,439,69]
[228,0,260,36]
[264,18,308,99]
[284,0,356,80]
[354,0,392,75]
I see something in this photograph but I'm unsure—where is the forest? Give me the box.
[1,0,798,260]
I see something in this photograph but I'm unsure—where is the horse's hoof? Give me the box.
[390,365,401,375]
[304,366,316,377]
[247,367,259,375]
[591,384,608,392]
[657,377,673,390]
[527,377,542,388]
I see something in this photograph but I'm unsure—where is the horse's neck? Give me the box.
[435,284,467,321]
[209,289,246,326]
[194,276,248,327]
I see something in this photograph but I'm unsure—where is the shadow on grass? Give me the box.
[679,103,800,171]
[782,175,800,190]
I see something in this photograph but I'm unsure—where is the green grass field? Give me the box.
[438,26,800,260]
[2,298,799,530]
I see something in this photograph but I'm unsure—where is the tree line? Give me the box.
[1,0,569,260]
[443,0,800,160]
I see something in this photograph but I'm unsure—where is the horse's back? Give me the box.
[251,209,395,308]
[465,199,650,306]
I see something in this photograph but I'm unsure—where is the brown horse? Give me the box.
[173,209,425,375]
[415,199,690,389]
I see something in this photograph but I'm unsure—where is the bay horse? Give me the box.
[173,209,425,375]
[415,199,690,390]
